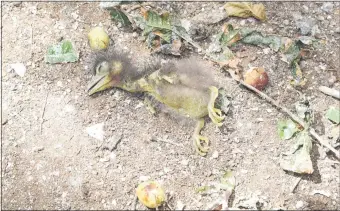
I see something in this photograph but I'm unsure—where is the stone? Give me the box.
[321,2,334,13]
[99,2,121,10]
[283,20,289,25]
[295,200,305,209]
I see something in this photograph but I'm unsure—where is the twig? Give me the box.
[227,71,339,159]
[291,177,302,193]
[319,86,340,99]
[40,92,49,133]
[310,128,339,158]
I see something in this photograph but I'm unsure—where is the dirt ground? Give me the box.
[1,1,339,210]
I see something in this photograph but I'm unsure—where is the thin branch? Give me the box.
[40,92,49,133]
[319,86,340,99]
[291,177,302,193]
[310,128,339,158]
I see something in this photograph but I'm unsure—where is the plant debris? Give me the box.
[224,2,267,21]
[110,8,131,26]
[326,107,340,124]
[45,40,79,64]
[280,130,314,174]
[278,119,299,140]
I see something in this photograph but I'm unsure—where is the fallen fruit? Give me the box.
[244,67,269,90]
[136,180,166,208]
[88,27,110,50]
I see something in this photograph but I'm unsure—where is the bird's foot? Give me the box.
[208,86,225,126]
[193,119,209,156]
[144,96,157,115]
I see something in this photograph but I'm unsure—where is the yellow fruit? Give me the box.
[136,181,166,208]
[244,67,269,90]
[88,27,110,50]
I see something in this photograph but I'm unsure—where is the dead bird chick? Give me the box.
[87,50,224,156]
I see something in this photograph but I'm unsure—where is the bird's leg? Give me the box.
[143,95,158,115]
[193,119,210,156]
[208,86,225,126]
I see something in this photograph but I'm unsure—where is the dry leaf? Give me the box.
[224,2,267,21]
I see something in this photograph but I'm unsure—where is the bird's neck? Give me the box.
[118,71,160,94]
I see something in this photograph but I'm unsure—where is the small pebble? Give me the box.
[263,48,271,55]
[283,20,289,25]
[212,151,219,159]
[181,159,189,166]
[132,32,138,38]
[57,81,63,87]
[296,201,305,209]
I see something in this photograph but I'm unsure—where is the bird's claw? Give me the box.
[193,119,209,156]
[193,134,209,156]
[208,86,225,126]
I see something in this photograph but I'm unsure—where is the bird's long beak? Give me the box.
[87,73,118,96]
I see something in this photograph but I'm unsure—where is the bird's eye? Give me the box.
[96,61,109,75]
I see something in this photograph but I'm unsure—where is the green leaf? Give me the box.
[140,9,202,52]
[278,119,299,140]
[280,130,314,174]
[326,107,340,124]
[45,40,78,64]
[241,31,282,52]
[143,10,171,31]
[110,8,131,26]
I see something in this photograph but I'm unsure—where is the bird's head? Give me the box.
[87,58,124,95]
[87,50,142,95]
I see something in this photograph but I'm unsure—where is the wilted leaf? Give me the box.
[241,31,281,52]
[280,130,314,174]
[88,27,110,50]
[282,40,301,65]
[219,24,241,46]
[224,2,267,21]
[45,40,79,64]
[278,119,299,140]
[216,88,231,114]
[295,99,312,122]
[110,8,131,26]
[140,9,201,53]
[326,107,340,124]
[290,61,306,86]
[205,170,236,210]
[298,36,316,45]
[172,25,202,50]
[142,9,171,31]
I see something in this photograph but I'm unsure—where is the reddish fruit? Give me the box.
[244,67,269,90]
